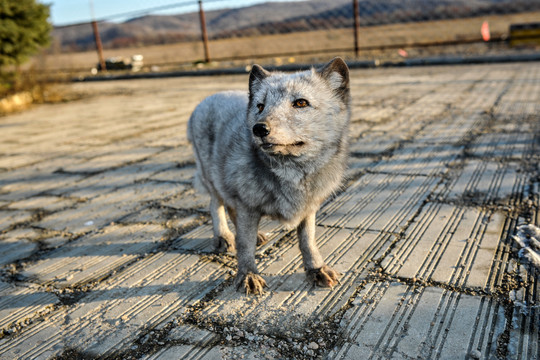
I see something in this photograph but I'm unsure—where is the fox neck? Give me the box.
[253,140,346,199]
[254,147,314,183]
[254,135,346,178]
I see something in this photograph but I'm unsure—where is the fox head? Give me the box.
[247,57,350,158]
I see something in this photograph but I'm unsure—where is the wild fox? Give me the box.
[188,58,350,294]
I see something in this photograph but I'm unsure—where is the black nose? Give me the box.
[253,123,270,138]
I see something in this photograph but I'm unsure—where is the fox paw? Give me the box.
[257,232,269,246]
[307,265,340,288]
[235,272,267,295]
[214,234,236,253]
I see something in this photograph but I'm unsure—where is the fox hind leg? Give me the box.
[210,197,236,253]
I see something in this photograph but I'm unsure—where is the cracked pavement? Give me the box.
[0,62,538,359]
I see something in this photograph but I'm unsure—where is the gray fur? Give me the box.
[187,58,350,294]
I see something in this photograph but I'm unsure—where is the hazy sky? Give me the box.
[45,0,293,26]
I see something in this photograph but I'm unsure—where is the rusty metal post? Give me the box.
[91,20,107,71]
[198,0,211,63]
[353,0,360,57]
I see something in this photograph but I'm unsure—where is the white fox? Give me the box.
[188,58,351,294]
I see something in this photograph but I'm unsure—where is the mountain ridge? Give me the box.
[52,0,538,52]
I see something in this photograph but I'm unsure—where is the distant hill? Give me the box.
[52,0,539,52]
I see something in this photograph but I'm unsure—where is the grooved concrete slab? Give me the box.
[383,204,509,291]
[0,234,38,266]
[437,159,525,205]
[49,161,174,200]
[36,182,185,234]
[21,224,169,287]
[469,132,536,160]
[0,172,83,202]
[349,131,403,155]
[509,266,540,360]
[7,195,78,212]
[0,62,538,359]
[318,173,439,232]
[0,282,58,335]
[372,143,462,176]
[329,282,506,359]
[0,253,227,358]
[0,210,33,231]
[414,113,486,144]
[61,147,162,174]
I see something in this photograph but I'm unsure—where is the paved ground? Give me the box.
[0,62,538,360]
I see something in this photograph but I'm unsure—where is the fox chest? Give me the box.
[241,174,320,226]
[218,151,335,225]
[262,186,308,221]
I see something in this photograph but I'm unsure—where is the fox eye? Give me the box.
[293,99,309,108]
[256,103,265,113]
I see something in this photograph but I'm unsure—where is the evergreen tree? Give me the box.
[0,0,51,68]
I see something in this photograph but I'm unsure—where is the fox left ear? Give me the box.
[249,64,271,95]
[317,57,350,102]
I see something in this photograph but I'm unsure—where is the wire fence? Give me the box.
[40,0,540,74]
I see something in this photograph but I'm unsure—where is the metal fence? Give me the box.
[42,0,540,74]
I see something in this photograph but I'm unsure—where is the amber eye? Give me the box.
[293,99,309,108]
[257,103,265,113]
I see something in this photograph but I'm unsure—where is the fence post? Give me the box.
[198,0,211,63]
[91,20,107,71]
[353,0,360,57]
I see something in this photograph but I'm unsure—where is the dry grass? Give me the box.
[34,11,540,74]
[0,67,83,115]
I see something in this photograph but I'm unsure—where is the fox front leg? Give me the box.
[297,212,340,288]
[227,206,269,247]
[233,207,267,295]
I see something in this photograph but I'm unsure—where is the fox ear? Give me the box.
[249,64,270,94]
[317,57,350,101]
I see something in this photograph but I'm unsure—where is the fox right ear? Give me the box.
[317,57,350,103]
[249,64,270,94]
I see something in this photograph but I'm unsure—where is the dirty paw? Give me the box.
[307,265,340,288]
[257,232,269,246]
[214,234,236,253]
[235,272,267,295]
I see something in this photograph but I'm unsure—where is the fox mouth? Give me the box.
[261,141,305,150]
[258,141,307,156]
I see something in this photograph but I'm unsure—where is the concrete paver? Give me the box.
[0,281,59,337]
[329,282,506,359]
[0,62,538,359]
[0,210,33,232]
[381,205,507,290]
[318,173,439,232]
[21,224,169,287]
[437,160,524,205]
[0,236,38,267]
